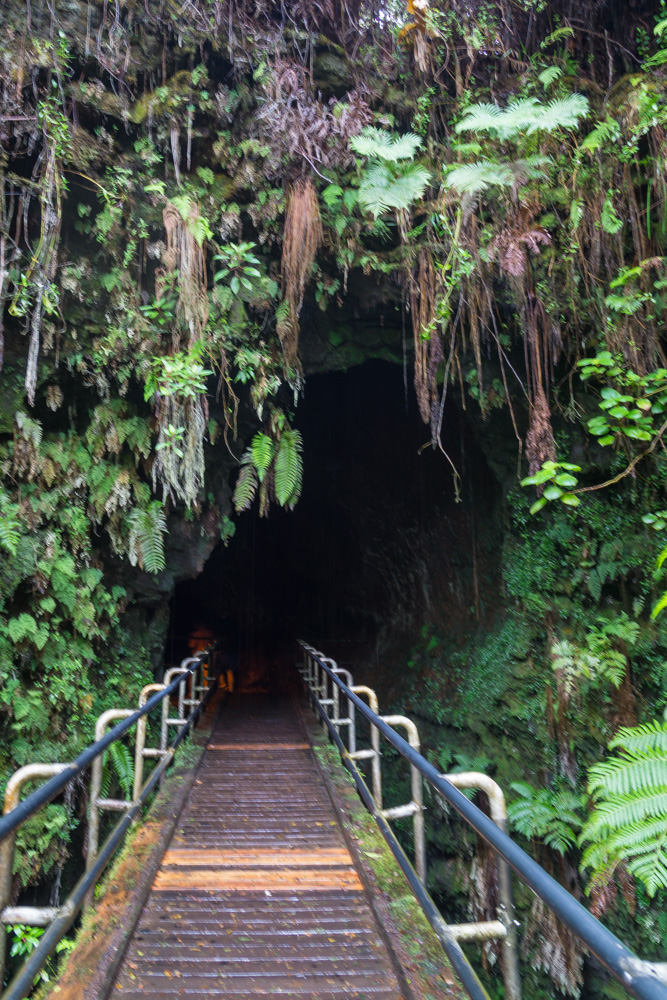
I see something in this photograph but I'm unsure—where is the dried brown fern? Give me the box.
[280,177,323,370]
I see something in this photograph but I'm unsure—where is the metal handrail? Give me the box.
[0,645,219,1000]
[299,641,667,1000]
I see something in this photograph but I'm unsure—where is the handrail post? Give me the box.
[0,764,70,986]
[133,684,166,802]
[380,715,425,884]
[350,686,382,809]
[331,667,356,753]
[444,772,521,1000]
[85,709,135,910]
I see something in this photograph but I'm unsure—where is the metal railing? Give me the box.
[299,641,667,1000]
[0,646,219,1000]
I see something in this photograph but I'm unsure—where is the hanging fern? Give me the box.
[127,502,167,574]
[580,721,667,896]
[455,94,589,140]
[233,456,258,512]
[250,432,275,483]
[274,429,303,508]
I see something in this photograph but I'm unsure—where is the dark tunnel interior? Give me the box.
[166,360,501,691]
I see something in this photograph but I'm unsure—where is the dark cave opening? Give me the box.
[166,360,502,691]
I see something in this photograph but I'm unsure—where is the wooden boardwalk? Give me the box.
[111,694,405,998]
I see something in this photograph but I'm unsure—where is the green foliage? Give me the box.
[107,741,134,800]
[551,614,638,703]
[508,781,586,854]
[0,490,20,556]
[274,429,304,509]
[455,93,589,139]
[521,460,581,513]
[212,242,261,295]
[350,128,430,218]
[250,432,275,483]
[127,503,167,574]
[581,721,667,896]
[233,416,303,516]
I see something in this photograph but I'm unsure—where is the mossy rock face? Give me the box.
[313,51,355,95]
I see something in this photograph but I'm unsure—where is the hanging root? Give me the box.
[163,199,209,346]
[280,177,322,372]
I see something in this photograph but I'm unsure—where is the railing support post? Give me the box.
[444,772,521,1000]
[0,765,70,985]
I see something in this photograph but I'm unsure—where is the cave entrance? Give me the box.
[166,360,501,692]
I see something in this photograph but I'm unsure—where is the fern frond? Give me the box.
[250,432,275,483]
[107,742,134,800]
[233,456,258,512]
[0,510,20,556]
[581,720,667,895]
[456,94,588,140]
[357,161,430,217]
[445,161,515,195]
[127,502,167,574]
[274,429,303,509]
[350,127,422,162]
[609,721,667,754]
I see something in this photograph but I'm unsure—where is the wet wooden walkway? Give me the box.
[111,694,405,998]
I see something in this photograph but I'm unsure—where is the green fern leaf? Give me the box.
[357,161,430,218]
[274,429,303,509]
[127,502,167,574]
[107,742,134,800]
[250,432,275,483]
[580,720,667,896]
[233,456,258,512]
[350,127,422,162]
[0,510,20,556]
[445,160,515,195]
[456,94,588,140]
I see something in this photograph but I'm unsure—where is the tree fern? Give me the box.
[127,502,167,573]
[580,721,667,896]
[350,128,430,219]
[274,429,303,508]
[455,94,589,140]
[357,161,431,217]
[350,127,422,162]
[250,432,275,483]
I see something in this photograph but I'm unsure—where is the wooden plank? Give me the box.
[162,848,353,868]
[206,742,310,750]
[153,868,363,892]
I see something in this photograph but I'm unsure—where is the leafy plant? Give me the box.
[233,413,303,516]
[127,502,167,574]
[508,781,586,854]
[454,94,589,140]
[350,127,431,218]
[580,721,667,896]
[521,460,581,513]
[212,241,261,295]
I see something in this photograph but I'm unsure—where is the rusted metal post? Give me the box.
[0,764,69,983]
[380,715,425,884]
[444,772,521,1000]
